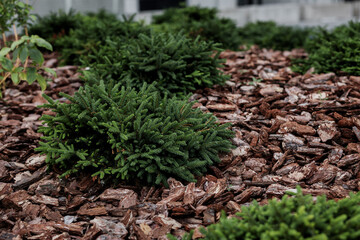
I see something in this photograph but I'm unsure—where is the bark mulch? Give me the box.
[0,47,360,239]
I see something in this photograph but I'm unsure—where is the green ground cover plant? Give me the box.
[55,12,150,65]
[171,187,360,240]
[152,5,216,24]
[0,0,55,97]
[28,9,83,46]
[84,31,229,97]
[36,81,234,186]
[292,21,360,75]
[238,21,313,50]
[151,6,241,50]
[28,10,150,65]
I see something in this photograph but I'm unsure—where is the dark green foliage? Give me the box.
[292,21,360,75]
[83,9,118,21]
[56,12,150,65]
[36,82,234,186]
[151,6,240,50]
[237,21,278,48]
[84,31,229,96]
[31,10,150,65]
[170,187,360,240]
[238,21,313,51]
[28,9,83,46]
[152,5,216,25]
[187,18,241,51]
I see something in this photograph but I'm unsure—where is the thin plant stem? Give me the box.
[13,24,18,41]
[2,33,6,47]
[1,33,11,59]
[23,57,29,72]
[12,24,21,69]
[24,0,29,36]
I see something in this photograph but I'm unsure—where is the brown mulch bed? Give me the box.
[1,47,360,239]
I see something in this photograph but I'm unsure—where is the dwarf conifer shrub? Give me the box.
[36,82,234,186]
[238,21,312,50]
[152,5,216,25]
[53,12,150,65]
[28,9,83,46]
[187,18,240,50]
[171,187,360,240]
[292,21,360,75]
[85,32,229,96]
[237,21,278,48]
[151,6,241,50]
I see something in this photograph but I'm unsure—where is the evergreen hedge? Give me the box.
[84,31,229,97]
[36,82,234,186]
[151,6,241,50]
[29,10,150,65]
[237,21,313,51]
[152,5,216,25]
[170,187,360,240]
[292,21,360,75]
[28,9,83,46]
[56,13,150,65]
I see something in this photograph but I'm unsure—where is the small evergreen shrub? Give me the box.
[85,31,229,96]
[237,21,278,48]
[151,6,241,50]
[28,9,83,46]
[51,11,150,65]
[171,187,360,240]
[238,21,312,50]
[292,21,360,75]
[187,18,241,50]
[36,82,234,186]
[152,5,216,25]
[83,8,119,21]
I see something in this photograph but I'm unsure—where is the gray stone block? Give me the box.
[28,0,66,16]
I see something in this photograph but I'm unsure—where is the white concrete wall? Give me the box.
[26,0,358,28]
[70,0,113,13]
[247,3,301,24]
[122,0,139,15]
[264,0,341,3]
[186,0,237,10]
[27,0,134,16]
[187,0,218,8]
[28,0,66,16]
[303,2,354,23]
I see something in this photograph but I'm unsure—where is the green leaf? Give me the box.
[30,15,37,22]
[10,38,26,50]
[36,74,47,91]
[11,72,20,85]
[12,47,20,62]
[31,36,53,51]
[19,72,27,81]
[0,47,11,57]
[28,48,44,65]
[44,68,57,77]
[17,1,25,8]
[26,67,37,84]
[0,57,13,71]
[19,45,29,63]
[12,66,23,73]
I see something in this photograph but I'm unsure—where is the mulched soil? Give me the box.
[1,47,360,239]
